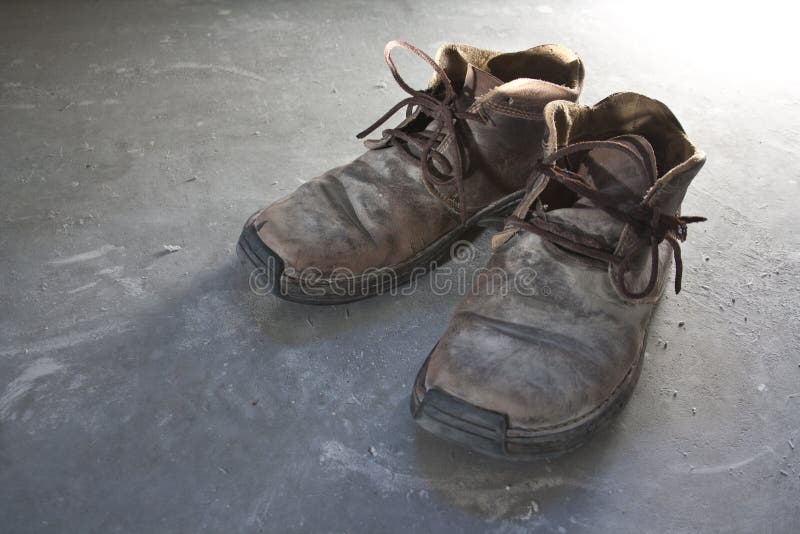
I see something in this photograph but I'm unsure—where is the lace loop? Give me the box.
[508,142,706,299]
[356,40,487,222]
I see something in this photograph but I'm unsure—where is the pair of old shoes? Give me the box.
[237,40,706,459]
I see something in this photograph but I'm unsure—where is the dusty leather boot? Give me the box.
[411,92,706,459]
[238,40,583,303]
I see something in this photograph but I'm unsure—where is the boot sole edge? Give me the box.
[410,344,646,460]
[236,190,525,305]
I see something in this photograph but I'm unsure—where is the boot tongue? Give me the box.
[570,134,657,209]
[545,135,659,250]
[419,64,501,173]
[456,63,502,111]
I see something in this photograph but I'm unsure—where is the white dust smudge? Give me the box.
[0,358,65,420]
[48,244,120,265]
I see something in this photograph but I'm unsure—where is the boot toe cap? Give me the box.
[422,310,641,431]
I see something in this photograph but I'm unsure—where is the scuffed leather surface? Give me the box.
[253,44,585,278]
[425,231,670,430]
[254,148,457,275]
[425,94,705,430]
[544,207,625,250]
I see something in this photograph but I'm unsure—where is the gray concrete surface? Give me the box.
[1,1,799,532]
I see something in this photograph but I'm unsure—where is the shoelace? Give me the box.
[356,40,490,223]
[506,140,706,299]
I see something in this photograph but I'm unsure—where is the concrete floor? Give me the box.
[1,1,799,532]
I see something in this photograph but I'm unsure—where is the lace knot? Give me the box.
[356,41,484,223]
[515,141,707,299]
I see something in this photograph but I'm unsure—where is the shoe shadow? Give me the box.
[235,262,435,347]
[230,237,638,525]
[411,416,631,525]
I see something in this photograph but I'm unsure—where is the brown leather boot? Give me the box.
[411,92,706,459]
[238,40,583,303]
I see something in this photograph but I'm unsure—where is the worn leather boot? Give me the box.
[412,92,706,459]
[238,40,583,303]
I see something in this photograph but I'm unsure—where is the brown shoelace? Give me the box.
[507,140,706,299]
[356,40,489,222]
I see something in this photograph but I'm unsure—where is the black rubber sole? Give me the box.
[236,217,292,296]
[236,190,524,304]
[410,344,645,460]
